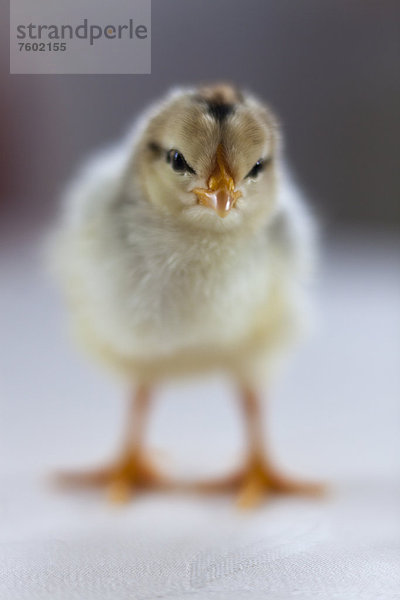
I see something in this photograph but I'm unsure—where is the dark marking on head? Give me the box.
[206,102,235,122]
[194,82,244,123]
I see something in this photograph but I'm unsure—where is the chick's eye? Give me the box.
[167,150,195,174]
[245,159,265,179]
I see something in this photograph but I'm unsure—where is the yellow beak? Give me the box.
[192,146,242,218]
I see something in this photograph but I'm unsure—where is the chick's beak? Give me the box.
[192,146,242,218]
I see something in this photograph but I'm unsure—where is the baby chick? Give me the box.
[53,83,320,506]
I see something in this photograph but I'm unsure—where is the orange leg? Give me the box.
[196,385,323,508]
[56,384,168,502]
[235,386,323,507]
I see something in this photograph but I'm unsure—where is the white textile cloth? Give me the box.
[1,229,399,599]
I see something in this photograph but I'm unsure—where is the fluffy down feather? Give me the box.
[51,85,316,383]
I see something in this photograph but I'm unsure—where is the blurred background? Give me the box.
[1,1,399,598]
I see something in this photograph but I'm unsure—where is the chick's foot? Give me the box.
[55,452,168,503]
[236,456,324,508]
[196,455,324,509]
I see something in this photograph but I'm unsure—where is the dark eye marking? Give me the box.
[148,141,162,155]
[167,149,196,175]
[245,158,269,179]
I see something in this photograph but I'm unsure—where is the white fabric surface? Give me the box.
[1,227,399,599]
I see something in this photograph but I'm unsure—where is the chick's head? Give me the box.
[133,84,280,233]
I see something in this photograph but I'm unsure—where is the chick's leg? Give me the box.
[196,385,322,507]
[57,384,167,502]
[105,383,167,502]
[236,385,323,508]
